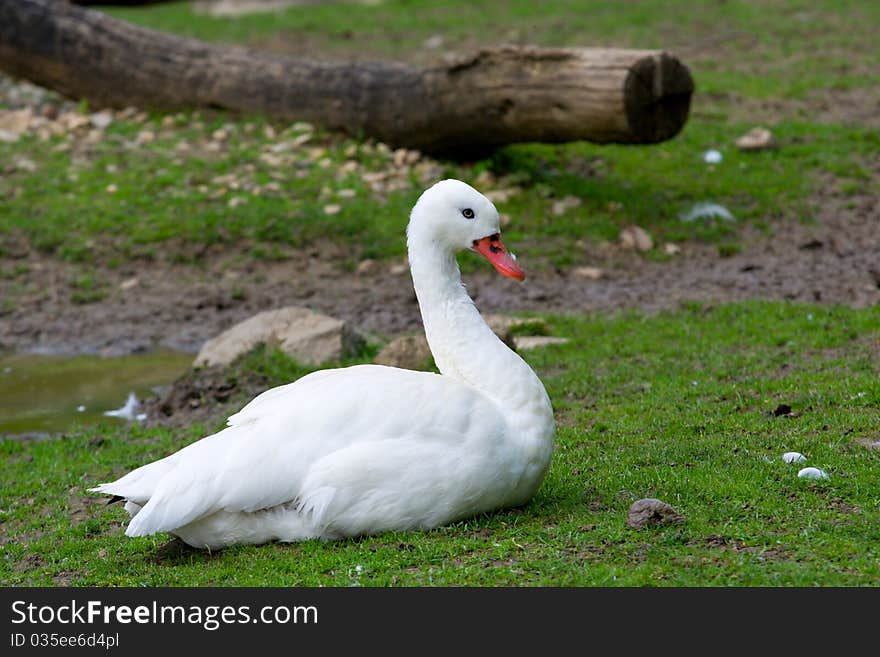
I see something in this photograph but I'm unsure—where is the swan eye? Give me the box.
[461,208,475,219]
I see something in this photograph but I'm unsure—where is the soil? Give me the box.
[2,179,877,358]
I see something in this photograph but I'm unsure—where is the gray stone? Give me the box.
[374,335,432,371]
[194,306,362,368]
[619,225,653,252]
[513,335,569,351]
[626,498,685,529]
[735,126,778,151]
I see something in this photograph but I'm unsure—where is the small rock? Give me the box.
[572,266,603,280]
[797,467,829,480]
[289,132,312,148]
[323,204,342,215]
[619,225,653,252]
[482,314,528,349]
[392,148,409,167]
[551,195,582,216]
[135,130,155,145]
[13,157,37,173]
[389,259,409,276]
[626,498,685,529]
[119,277,139,291]
[58,111,90,132]
[474,170,497,189]
[374,334,433,370]
[356,259,379,275]
[0,108,33,142]
[89,111,113,130]
[663,242,681,256]
[194,306,364,367]
[703,149,723,164]
[782,451,807,464]
[735,127,777,152]
[513,336,569,351]
[42,104,59,120]
[424,34,445,49]
[484,187,522,204]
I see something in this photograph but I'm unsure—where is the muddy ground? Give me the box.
[1,49,878,358]
[1,176,878,358]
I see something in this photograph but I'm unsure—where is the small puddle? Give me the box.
[0,350,192,436]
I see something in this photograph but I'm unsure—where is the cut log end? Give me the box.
[624,52,695,143]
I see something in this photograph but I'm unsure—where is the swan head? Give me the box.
[408,179,525,281]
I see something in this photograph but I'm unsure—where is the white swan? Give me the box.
[91,179,555,549]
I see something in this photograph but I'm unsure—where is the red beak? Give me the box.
[471,234,525,281]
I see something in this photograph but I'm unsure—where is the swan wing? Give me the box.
[93,365,504,537]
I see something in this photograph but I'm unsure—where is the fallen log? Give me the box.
[0,0,693,157]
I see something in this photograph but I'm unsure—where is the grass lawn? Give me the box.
[1,1,878,270]
[0,1,878,586]
[2,301,879,586]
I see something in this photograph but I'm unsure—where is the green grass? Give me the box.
[0,114,875,270]
[105,0,880,131]
[1,0,879,587]
[106,0,880,102]
[1,1,878,269]
[2,301,879,586]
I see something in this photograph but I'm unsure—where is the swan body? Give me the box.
[91,179,555,549]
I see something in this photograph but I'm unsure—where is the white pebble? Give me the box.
[703,149,723,164]
[782,451,807,464]
[89,111,113,130]
[798,467,829,480]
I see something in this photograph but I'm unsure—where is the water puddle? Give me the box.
[0,350,192,436]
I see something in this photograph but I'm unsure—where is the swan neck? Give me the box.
[407,235,545,411]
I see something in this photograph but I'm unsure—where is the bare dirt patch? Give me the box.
[2,181,877,358]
